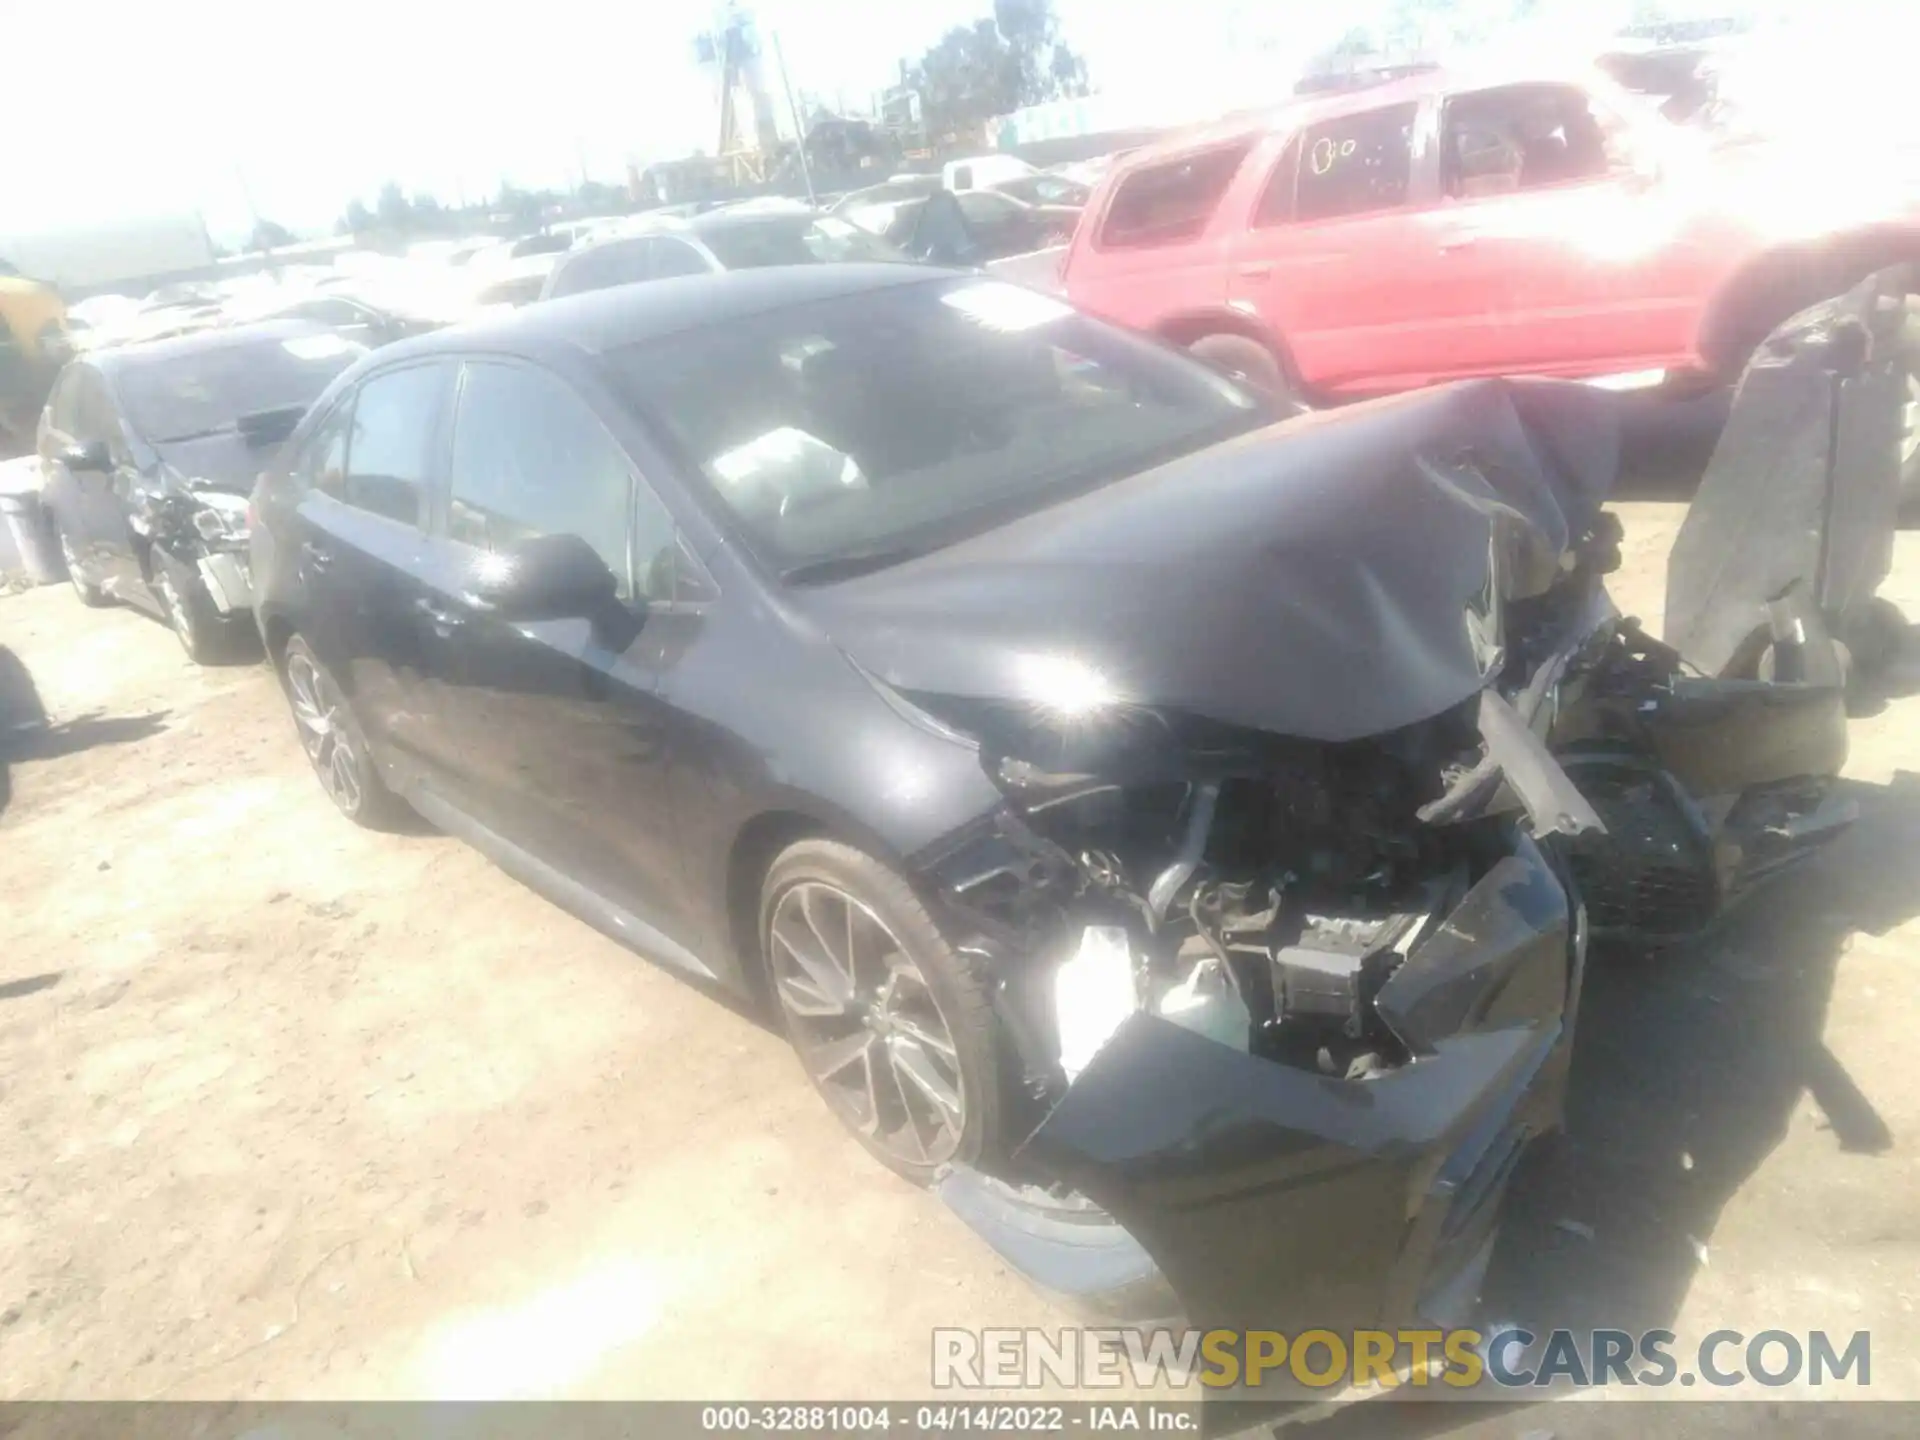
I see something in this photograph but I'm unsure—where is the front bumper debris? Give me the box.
[196,551,253,615]
[940,833,1579,1366]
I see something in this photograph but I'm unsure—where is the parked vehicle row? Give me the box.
[1058,62,1920,497]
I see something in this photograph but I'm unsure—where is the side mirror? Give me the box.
[62,440,111,473]
[462,531,619,621]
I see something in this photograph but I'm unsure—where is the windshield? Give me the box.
[698,215,904,270]
[118,333,362,442]
[996,175,1091,207]
[607,277,1265,576]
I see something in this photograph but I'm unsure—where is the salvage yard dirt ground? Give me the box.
[3,414,1920,1419]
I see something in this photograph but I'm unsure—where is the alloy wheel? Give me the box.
[768,880,966,1168]
[284,650,365,816]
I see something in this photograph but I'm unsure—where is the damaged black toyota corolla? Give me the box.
[251,267,1856,1343]
[40,320,366,662]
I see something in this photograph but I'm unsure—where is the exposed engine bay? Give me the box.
[1000,717,1491,1085]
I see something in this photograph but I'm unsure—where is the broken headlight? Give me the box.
[189,490,250,543]
[1052,923,1253,1081]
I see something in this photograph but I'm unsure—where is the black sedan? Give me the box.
[249,266,1585,1347]
[39,321,364,661]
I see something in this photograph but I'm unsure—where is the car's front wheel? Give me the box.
[280,634,408,829]
[152,550,245,663]
[761,838,1004,1185]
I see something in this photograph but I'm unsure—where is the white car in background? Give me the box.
[941,154,1039,192]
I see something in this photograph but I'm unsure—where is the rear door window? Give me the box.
[648,238,712,278]
[446,361,647,599]
[1098,142,1253,249]
[1251,136,1304,227]
[340,363,451,527]
[549,239,655,298]
[1293,103,1418,222]
[294,402,354,496]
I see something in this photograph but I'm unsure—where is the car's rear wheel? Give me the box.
[1185,333,1302,412]
[760,838,1004,1185]
[280,634,407,829]
[56,523,107,607]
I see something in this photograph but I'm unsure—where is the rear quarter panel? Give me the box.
[1064,142,1262,336]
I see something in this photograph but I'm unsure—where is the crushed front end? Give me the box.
[915,698,1588,1347]
[811,372,1855,1363]
[146,484,255,616]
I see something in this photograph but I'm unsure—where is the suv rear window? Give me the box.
[1098,142,1253,249]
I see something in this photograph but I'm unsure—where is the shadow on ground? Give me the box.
[1269,768,1920,1440]
[0,643,168,818]
[1488,769,1919,1315]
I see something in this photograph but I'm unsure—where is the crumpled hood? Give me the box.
[151,432,284,495]
[798,378,1620,744]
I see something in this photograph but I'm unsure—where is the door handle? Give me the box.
[299,540,334,573]
[414,596,466,636]
[1236,263,1274,281]
[1440,237,1480,254]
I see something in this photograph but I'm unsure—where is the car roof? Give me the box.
[1110,62,1613,172]
[386,264,946,364]
[90,318,337,373]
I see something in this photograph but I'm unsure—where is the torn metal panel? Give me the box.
[1666,266,1908,678]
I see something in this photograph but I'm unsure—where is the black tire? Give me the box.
[1186,332,1303,412]
[1841,596,1910,676]
[54,519,108,607]
[760,838,1005,1185]
[150,549,236,664]
[278,634,409,829]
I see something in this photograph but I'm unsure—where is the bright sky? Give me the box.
[4,0,1798,242]
[4,0,1365,241]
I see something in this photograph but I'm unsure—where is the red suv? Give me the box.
[1063,65,1920,486]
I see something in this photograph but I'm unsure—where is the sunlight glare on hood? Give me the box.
[1017,652,1117,722]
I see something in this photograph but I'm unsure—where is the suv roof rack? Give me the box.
[1293,60,1439,97]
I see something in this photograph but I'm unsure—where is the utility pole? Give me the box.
[769,29,816,206]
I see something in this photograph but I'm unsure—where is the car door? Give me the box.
[289,360,459,783]
[424,357,695,942]
[1225,101,1456,393]
[70,367,148,594]
[1424,80,1714,377]
[36,366,91,564]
